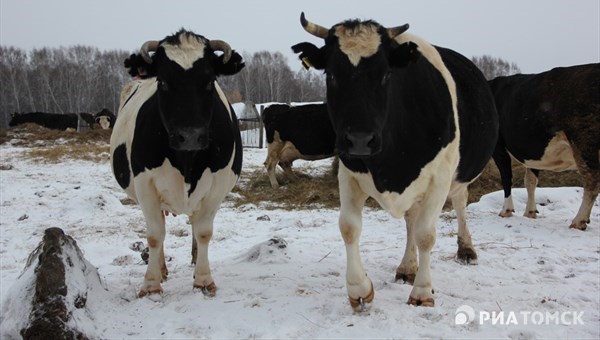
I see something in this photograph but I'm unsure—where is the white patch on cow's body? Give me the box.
[215,82,233,121]
[163,34,206,70]
[335,25,381,66]
[98,117,110,129]
[518,131,577,171]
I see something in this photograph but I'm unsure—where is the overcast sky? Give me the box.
[1,0,598,73]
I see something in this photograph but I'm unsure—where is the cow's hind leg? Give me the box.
[395,207,418,285]
[493,142,515,217]
[570,164,599,230]
[338,167,371,312]
[523,168,540,218]
[450,183,477,264]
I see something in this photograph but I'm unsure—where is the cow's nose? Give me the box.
[170,127,208,151]
[344,132,380,157]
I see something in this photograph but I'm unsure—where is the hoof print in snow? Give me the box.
[140,247,149,264]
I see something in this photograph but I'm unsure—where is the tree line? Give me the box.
[0,44,518,129]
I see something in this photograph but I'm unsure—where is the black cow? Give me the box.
[9,112,94,131]
[262,103,336,188]
[94,108,116,129]
[292,13,498,309]
[78,112,96,128]
[110,29,244,297]
[490,64,599,230]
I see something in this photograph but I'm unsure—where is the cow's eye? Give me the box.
[157,80,169,91]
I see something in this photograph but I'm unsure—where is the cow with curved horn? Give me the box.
[110,29,244,297]
[292,13,498,310]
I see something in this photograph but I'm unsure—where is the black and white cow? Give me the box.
[94,108,116,129]
[490,64,599,230]
[9,112,95,131]
[292,13,498,309]
[262,103,336,188]
[110,29,244,297]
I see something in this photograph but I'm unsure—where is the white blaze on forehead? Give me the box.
[334,24,381,66]
[162,33,206,70]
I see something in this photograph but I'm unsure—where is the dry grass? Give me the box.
[2,123,583,210]
[2,123,111,163]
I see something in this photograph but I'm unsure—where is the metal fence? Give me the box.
[238,103,264,148]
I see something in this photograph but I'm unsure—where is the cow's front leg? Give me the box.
[523,168,539,218]
[338,169,371,312]
[190,208,218,296]
[137,187,166,297]
[407,185,447,307]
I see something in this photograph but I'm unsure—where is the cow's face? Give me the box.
[142,31,244,151]
[292,13,418,158]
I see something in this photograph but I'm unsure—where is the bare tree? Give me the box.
[471,55,521,80]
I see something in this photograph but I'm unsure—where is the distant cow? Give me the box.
[490,63,599,230]
[293,13,498,309]
[110,29,244,297]
[94,108,116,129]
[9,112,95,131]
[262,103,336,188]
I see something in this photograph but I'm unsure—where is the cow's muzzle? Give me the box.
[340,132,381,158]
[169,127,209,151]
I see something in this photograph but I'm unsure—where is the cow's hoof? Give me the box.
[407,296,435,307]
[348,284,374,313]
[457,246,478,265]
[194,282,217,297]
[395,272,416,285]
[524,210,538,219]
[138,287,163,298]
[569,221,588,231]
[499,209,514,217]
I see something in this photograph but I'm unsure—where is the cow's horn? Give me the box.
[300,12,328,39]
[209,40,232,64]
[387,24,410,38]
[140,40,159,64]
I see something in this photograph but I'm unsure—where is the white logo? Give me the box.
[455,305,475,325]
[454,305,585,326]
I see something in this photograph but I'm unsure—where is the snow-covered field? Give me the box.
[0,142,598,339]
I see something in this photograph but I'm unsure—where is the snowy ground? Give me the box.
[0,143,598,339]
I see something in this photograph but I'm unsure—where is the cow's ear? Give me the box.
[389,41,421,68]
[291,42,326,70]
[124,54,156,78]
[215,50,245,76]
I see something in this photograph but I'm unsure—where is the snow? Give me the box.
[0,144,598,339]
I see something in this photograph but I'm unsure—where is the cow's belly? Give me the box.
[132,159,238,216]
[280,142,331,162]
[517,132,577,171]
[349,142,459,219]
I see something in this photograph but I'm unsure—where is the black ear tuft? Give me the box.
[291,42,326,70]
[215,51,245,76]
[124,54,156,78]
[389,41,421,68]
